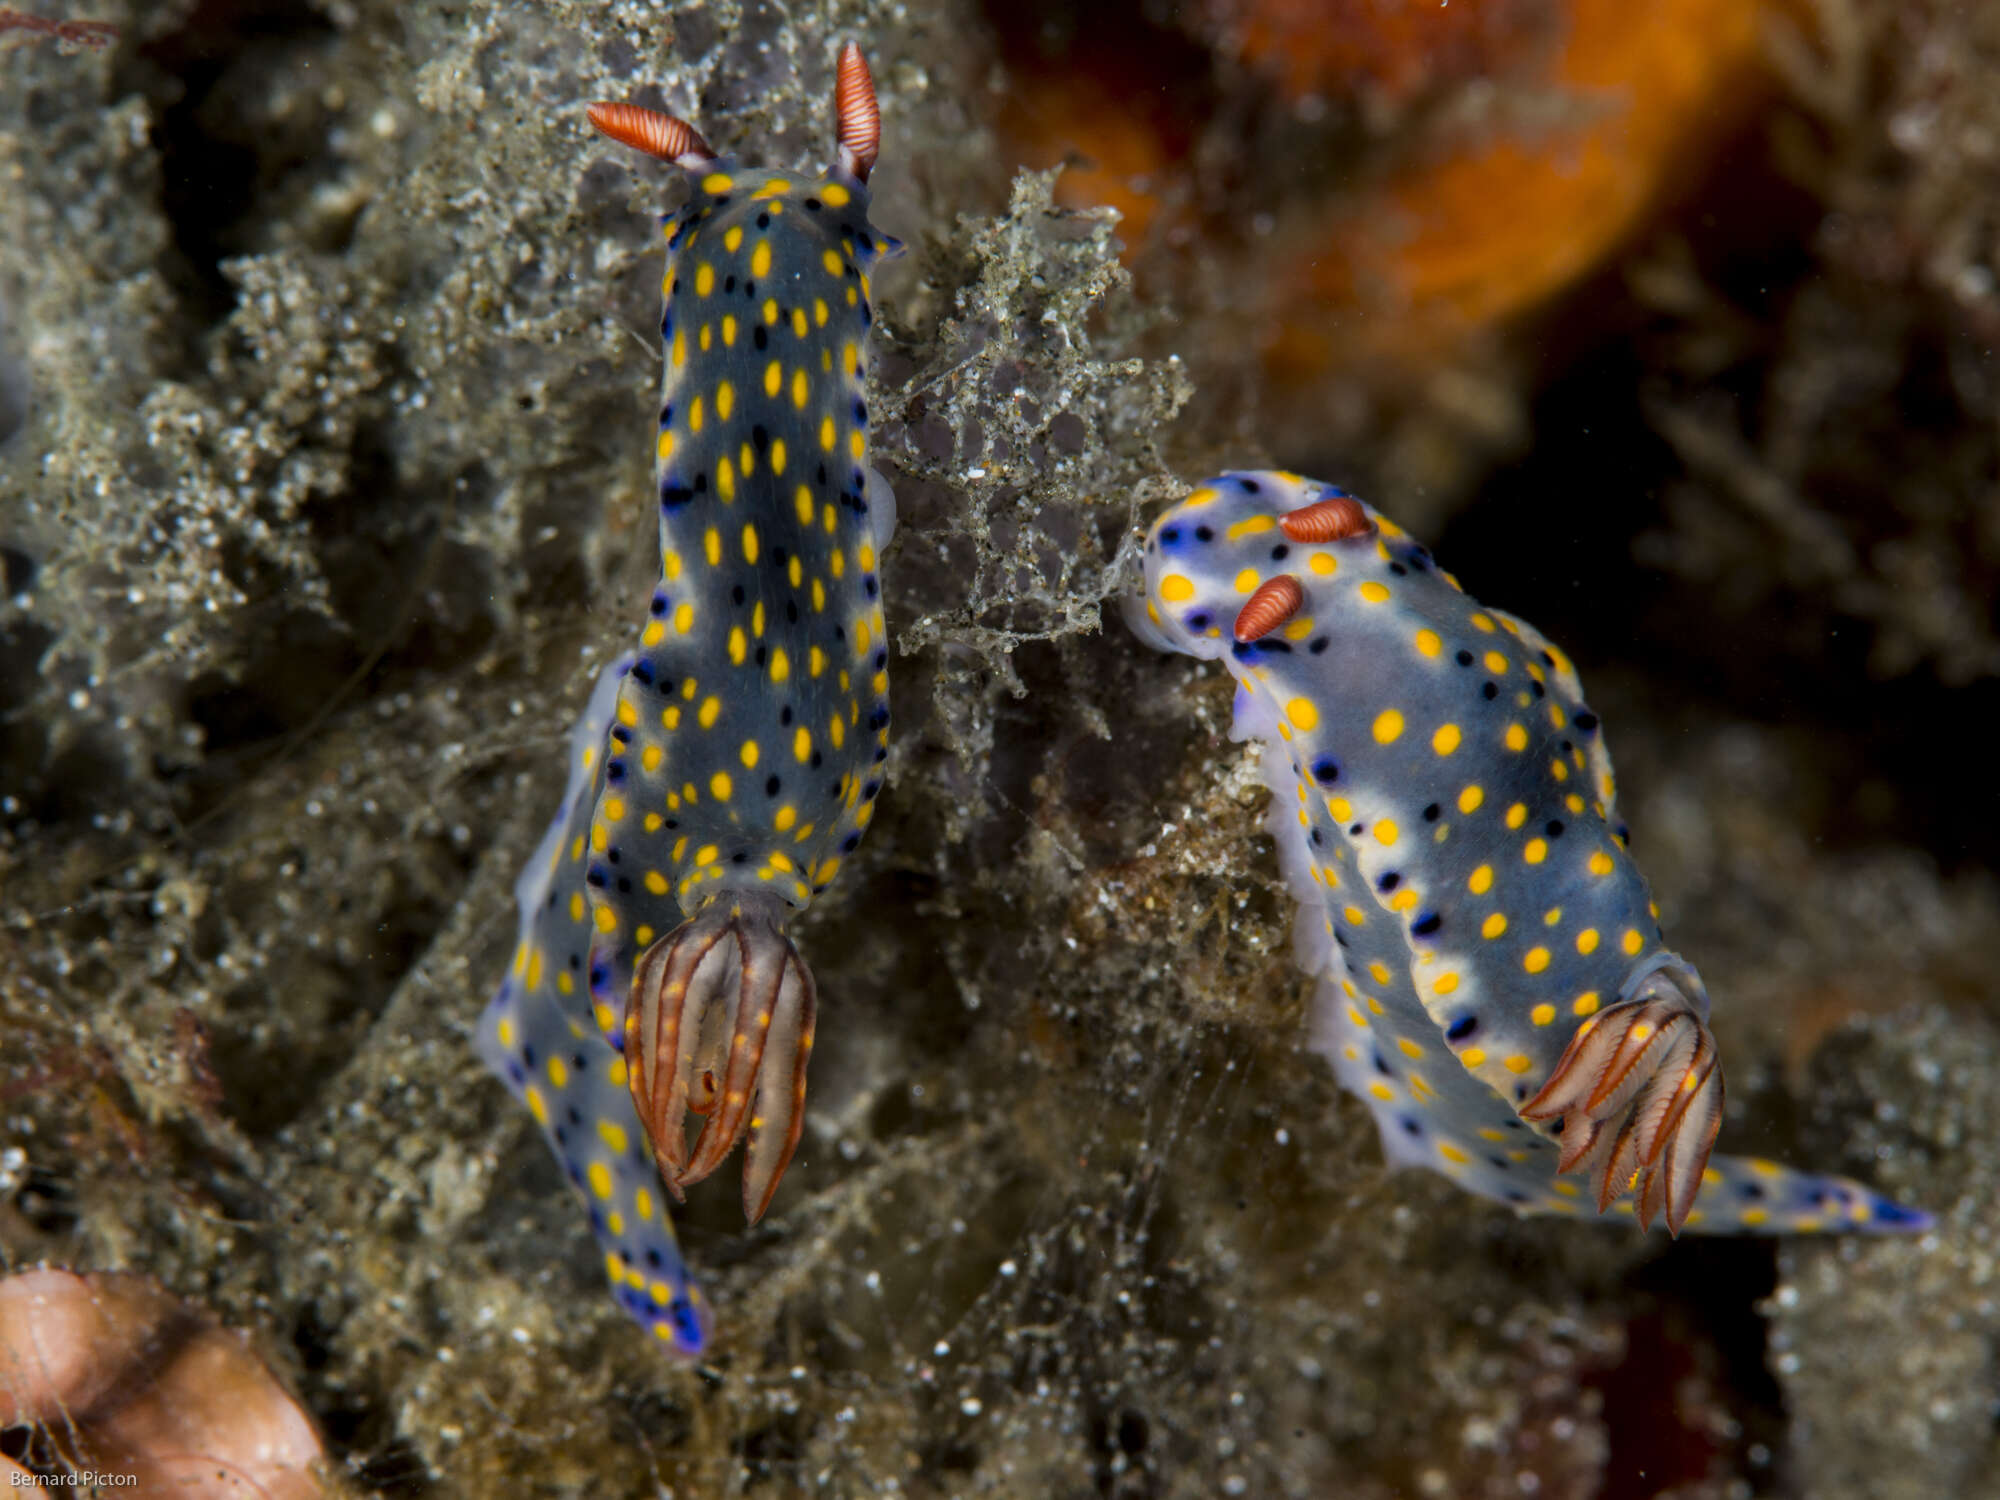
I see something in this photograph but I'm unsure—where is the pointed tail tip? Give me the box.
[1867,1195,1934,1233]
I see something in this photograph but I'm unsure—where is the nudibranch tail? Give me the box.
[834,40,881,181]
[586,101,717,168]
[626,892,817,1224]
[478,663,710,1357]
[1519,969,1724,1234]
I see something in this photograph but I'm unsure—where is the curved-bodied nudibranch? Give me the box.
[1131,471,1930,1236]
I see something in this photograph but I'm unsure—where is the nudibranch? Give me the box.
[478,44,898,1352]
[1131,471,1930,1235]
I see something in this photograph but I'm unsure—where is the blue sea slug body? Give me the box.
[477,44,899,1354]
[1133,471,1930,1236]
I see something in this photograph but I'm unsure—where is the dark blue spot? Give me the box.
[1308,637,1328,655]
[840,833,860,852]
[1741,1182,1766,1201]
[605,761,626,783]
[1481,682,1499,699]
[660,484,694,511]
[754,325,768,350]
[1574,711,1599,731]
[1388,562,1407,576]
[1238,476,1261,493]
[1411,911,1441,937]
[1194,525,1214,542]
[1269,544,1289,561]
[1445,1015,1478,1041]
[1456,649,1474,666]
[1421,802,1440,821]
[1377,871,1400,892]
[1545,820,1564,837]
[629,659,655,685]
[649,594,668,616]
[1187,612,1210,630]
[1401,1116,1422,1137]
[671,1301,704,1348]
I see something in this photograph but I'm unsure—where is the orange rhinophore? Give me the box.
[835,40,882,181]
[1279,494,1373,544]
[1234,575,1305,643]
[0,7,116,46]
[585,101,716,168]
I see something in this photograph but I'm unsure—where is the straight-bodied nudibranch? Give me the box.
[585,46,897,1218]
[1131,471,1931,1235]
[477,43,898,1354]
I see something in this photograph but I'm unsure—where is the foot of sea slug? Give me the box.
[1519,967,1724,1236]
[625,890,817,1223]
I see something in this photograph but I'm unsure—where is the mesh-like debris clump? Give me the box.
[879,166,1193,806]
